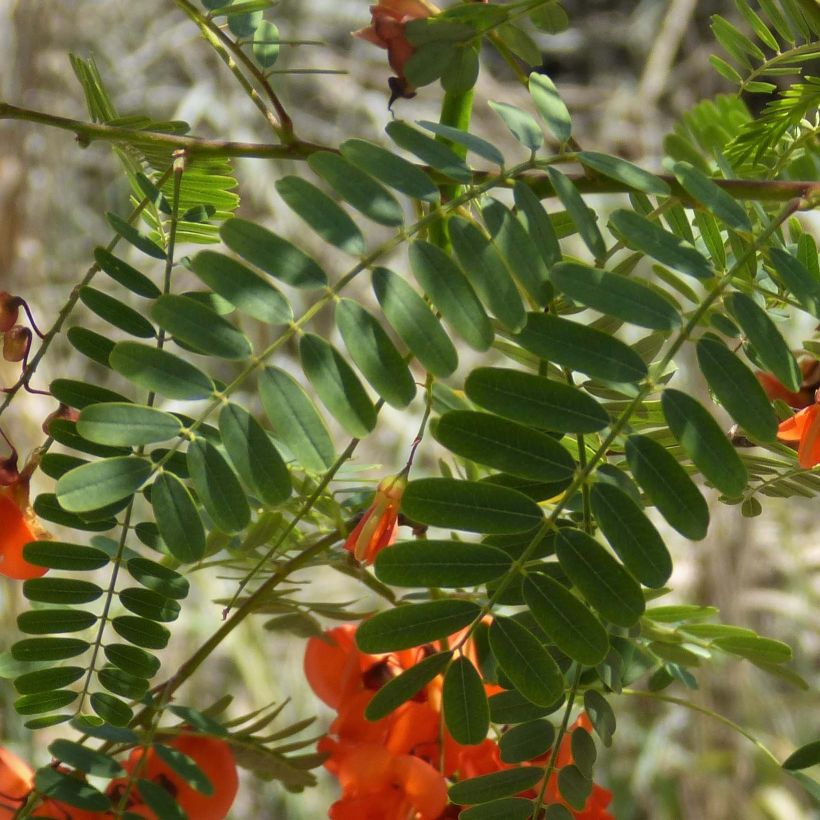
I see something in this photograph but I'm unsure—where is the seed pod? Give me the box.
[2,326,31,363]
[0,292,20,333]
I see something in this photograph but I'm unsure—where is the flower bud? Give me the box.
[344,473,407,564]
[3,325,31,363]
[42,403,80,435]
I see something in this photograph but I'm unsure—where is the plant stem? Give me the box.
[619,688,782,768]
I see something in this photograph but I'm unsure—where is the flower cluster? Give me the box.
[0,732,238,819]
[304,625,614,819]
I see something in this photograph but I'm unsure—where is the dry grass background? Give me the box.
[0,0,817,817]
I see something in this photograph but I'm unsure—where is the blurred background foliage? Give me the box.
[0,0,817,817]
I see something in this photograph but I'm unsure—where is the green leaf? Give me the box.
[558,764,591,809]
[90,692,133,726]
[35,766,110,810]
[443,44,481,93]
[68,326,115,368]
[94,248,160,298]
[433,410,575,481]
[489,617,564,707]
[590,483,673,588]
[32,495,116,533]
[23,541,110,572]
[460,798,536,820]
[17,609,97,635]
[465,367,609,434]
[530,4,569,32]
[610,209,713,280]
[340,139,439,203]
[528,72,571,143]
[105,643,161,679]
[783,741,820,771]
[443,657,490,745]
[110,341,214,400]
[402,478,543,534]
[408,240,493,352]
[77,403,182,447]
[515,313,648,383]
[187,438,250,533]
[449,216,526,332]
[188,250,292,325]
[56,456,152,513]
[375,540,512,587]
[50,379,130,410]
[572,727,597,778]
[356,600,481,653]
[49,740,123,778]
[713,635,792,664]
[253,20,280,67]
[578,151,669,195]
[153,743,214,794]
[449,766,544,805]
[219,403,292,506]
[551,261,681,330]
[489,689,561,724]
[372,267,458,377]
[496,22,541,66]
[12,638,89,663]
[482,199,551,306]
[106,211,166,259]
[14,667,85,695]
[259,367,336,472]
[661,389,748,498]
[583,690,616,747]
[625,434,710,540]
[23,578,103,605]
[151,294,252,360]
[276,175,365,255]
[226,4,264,36]
[16,690,78,715]
[79,287,156,338]
[499,719,555,764]
[299,333,376,437]
[335,299,417,408]
[309,151,404,227]
[725,292,802,392]
[547,168,606,259]
[671,161,751,231]
[120,587,180,622]
[151,471,206,563]
[97,666,149,699]
[555,528,646,627]
[696,335,778,442]
[523,574,609,665]
[127,557,189,599]
[365,651,453,721]
[769,248,820,317]
[489,100,543,152]
[112,615,170,650]
[219,218,327,289]
[513,181,561,268]
[385,121,472,183]
[417,121,504,166]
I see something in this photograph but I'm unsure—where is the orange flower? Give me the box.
[353,0,440,102]
[109,733,238,820]
[0,477,48,580]
[344,474,406,564]
[777,395,820,469]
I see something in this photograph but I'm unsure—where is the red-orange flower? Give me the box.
[110,733,238,820]
[344,474,406,564]
[757,357,820,409]
[777,394,820,468]
[305,626,616,820]
[0,475,48,581]
[354,0,440,103]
